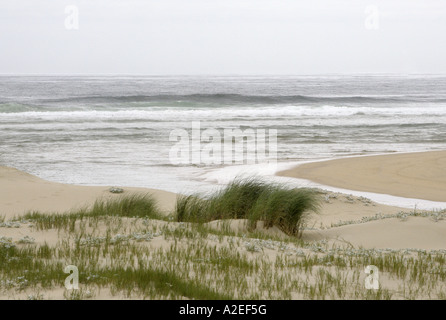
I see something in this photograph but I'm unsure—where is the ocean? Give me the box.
[1,75,446,202]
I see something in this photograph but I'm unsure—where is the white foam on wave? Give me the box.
[2,104,446,121]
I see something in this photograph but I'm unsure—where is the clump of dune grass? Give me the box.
[175,177,321,237]
[23,193,163,230]
[88,193,161,219]
[175,195,210,223]
[249,187,320,237]
[209,177,269,219]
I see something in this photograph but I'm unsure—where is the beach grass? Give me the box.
[175,177,321,237]
[21,193,164,231]
[2,214,445,300]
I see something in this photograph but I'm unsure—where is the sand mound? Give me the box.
[303,216,446,250]
[205,219,290,238]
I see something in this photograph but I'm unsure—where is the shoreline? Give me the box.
[0,164,419,230]
[2,158,446,240]
[3,148,446,219]
[277,150,446,206]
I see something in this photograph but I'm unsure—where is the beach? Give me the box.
[0,160,416,231]
[2,150,446,249]
[1,151,446,299]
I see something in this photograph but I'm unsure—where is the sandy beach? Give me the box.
[1,160,446,300]
[278,150,446,202]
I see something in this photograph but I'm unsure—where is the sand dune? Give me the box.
[1,163,446,300]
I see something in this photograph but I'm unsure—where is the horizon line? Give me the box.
[1,72,446,77]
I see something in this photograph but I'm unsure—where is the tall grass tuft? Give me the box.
[175,195,210,223]
[89,193,162,219]
[249,187,320,237]
[210,177,268,219]
[23,193,163,230]
[174,177,321,237]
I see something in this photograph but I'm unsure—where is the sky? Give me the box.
[1,0,446,75]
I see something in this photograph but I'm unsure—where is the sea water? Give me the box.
[1,75,445,207]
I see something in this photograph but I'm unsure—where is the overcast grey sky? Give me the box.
[1,0,446,75]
